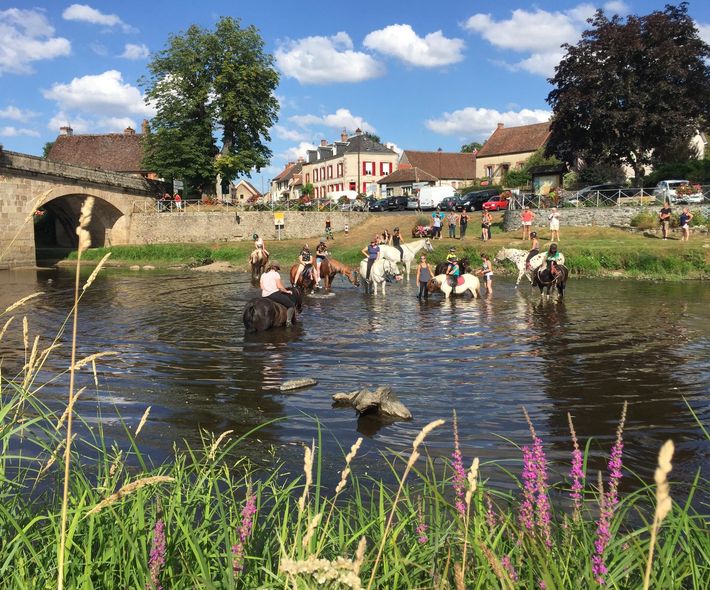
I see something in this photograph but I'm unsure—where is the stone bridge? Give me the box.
[0,148,159,268]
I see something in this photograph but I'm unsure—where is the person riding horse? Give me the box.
[251,233,269,261]
[260,262,298,326]
[445,255,460,289]
[315,241,329,289]
[546,243,562,277]
[391,227,404,261]
[293,244,314,287]
[526,232,540,270]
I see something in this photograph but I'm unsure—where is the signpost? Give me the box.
[274,211,285,240]
[173,179,184,193]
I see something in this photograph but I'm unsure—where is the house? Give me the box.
[299,130,399,199]
[229,179,262,204]
[376,167,438,196]
[46,121,156,179]
[269,160,303,202]
[474,122,551,184]
[397,150,476,190]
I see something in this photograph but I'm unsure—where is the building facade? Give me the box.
[397,150,476,190]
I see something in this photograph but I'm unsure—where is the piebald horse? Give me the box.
[288,258,359,291]
[249,250,269,282]
[377,238,433,280]
[358,258,402,295]
[427,273,481,299]
[494,248,566,287]
[242,287,303,332]
[533,264,569,300]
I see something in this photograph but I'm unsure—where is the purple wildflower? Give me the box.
[416,496,428,544]
[147,519,166,590]
[606,403,627,509]
[232,493,257,576]
[568,413,585,521]
[452,411,466,518]
[539,581,547,590]
[519,444,536,531]
[501,555,518,582]
[519,409,552,547]
[485,494,497,529]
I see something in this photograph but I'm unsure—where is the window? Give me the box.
[313,169,319,182]
[337,163,343,177]
[306,173,310,183]
[363,161,374,175]
[327,165,333,179]
[380,162,392,175]
[349,181,356,191]
[486,166,493,179]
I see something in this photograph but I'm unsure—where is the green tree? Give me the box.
[301,183,314,197]
[42,141,54,158]
[461,142,483,153]
[546,3,710,183]
[141,17,279,194]
[363,132,381,144]
[503,148,561,187]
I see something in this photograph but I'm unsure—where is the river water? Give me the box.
[1,268,708,492]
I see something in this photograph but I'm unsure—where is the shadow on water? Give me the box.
[0,268,708,491]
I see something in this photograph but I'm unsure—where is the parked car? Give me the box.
[482,195,510,211]
[368,198,388,212]
[406,196,420,210]
[352,197,376,211]
[382,196,409,211]
[653,180,704,204]
[456,189,500,211]
[439,195,462,211]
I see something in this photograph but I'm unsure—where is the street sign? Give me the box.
[274,212,285,226]
[173,179,184,192]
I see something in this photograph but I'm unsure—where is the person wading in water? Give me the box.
[361,236,380,280]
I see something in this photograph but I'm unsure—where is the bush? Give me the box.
[630,211,658,230]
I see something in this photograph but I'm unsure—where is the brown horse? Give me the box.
[289,258,359,291]
[249,250,269,282]
[289,262,318,291]
[243,287,303,332]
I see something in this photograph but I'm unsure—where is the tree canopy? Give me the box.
[504,148,561,188]
[545,2,710,183]
[461,142,483,153]
[141,17,279,194]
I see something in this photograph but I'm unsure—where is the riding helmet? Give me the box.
[253,233,258,240]
[549,243,558,254]
[530,231,537,238]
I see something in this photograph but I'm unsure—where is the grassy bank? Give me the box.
[66,213,710,279]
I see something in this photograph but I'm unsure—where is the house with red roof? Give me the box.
[396,150,476,192]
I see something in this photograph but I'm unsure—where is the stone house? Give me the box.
[397,150,476,191]
[229,179,262,204]
[474,122,551,184]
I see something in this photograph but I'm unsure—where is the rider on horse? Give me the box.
[546,243,562,276]
[315,241,329,289]
[260,262,297,326]
[526,231,540,270]
[446,255,460,289]
[391,227,404,261]
[294,244,314,287]
[251,234,269,262]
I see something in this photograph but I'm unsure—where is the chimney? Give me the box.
[341,129,348,142]
[59,125,73,136]
[320,139,327,146]
[141,119,149,134]
[497,122,505,130]
[124,126,136,135]
[297,156,304,163]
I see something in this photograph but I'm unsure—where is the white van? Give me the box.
[416,185,456,210]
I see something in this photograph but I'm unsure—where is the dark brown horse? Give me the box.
[533,264,569,299]
[242,287,303,332]
[289,258,359,291]
[249,250,269,282]
[434,258,471,276]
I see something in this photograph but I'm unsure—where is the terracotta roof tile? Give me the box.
[47,133,146,172]
[401,150,476,181]
[475,122,550,158]
[377,167,438,184]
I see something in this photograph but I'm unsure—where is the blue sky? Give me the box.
[1,1,708,190]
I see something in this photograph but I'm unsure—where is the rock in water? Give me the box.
[280,378,318,392]
[332,386,412,420]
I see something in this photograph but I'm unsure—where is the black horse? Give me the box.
[434,257,471,276]
[242,287,303,332]
[533,264,569,299]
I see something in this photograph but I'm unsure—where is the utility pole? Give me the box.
[437,147,442,186]
[356,127,362,197]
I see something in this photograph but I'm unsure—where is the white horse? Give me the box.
[427,273,481,299]
[378,238,433,280]
[359,258,402,295]
[494,248,566,287]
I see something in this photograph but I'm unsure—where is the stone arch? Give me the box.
[36,192,125,250]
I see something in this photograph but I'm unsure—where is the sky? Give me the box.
[1,1,709,191]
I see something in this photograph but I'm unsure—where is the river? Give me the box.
[1,267,708,493]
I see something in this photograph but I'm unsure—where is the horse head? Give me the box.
[426,277,440,293]
[494,248,507,263]
[383,259,402,280]
[424,238,434,252]
[291,286,304,312]
[349,268,360,287]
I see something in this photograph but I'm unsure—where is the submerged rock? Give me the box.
[332,386,412,420]
[280,378,318,392]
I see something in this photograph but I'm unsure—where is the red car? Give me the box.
[482,196,509,211]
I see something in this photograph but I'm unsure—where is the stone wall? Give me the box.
[503,206,654,231]
[124,211,369,245]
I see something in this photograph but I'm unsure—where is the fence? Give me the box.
[508,186,710,210]
[131,198,351,214]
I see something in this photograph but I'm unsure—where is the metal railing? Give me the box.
[132,198,363,214]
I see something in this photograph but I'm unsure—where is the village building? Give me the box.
[46,121,156,179]
[269,160,303,202]
[228,179,262,205]
[376,167,438,196]
[395,150,477,191]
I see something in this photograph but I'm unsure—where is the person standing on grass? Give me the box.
[659,201,672,240]
[447,211,458,239]
[548,207,560,242]
[459,210,469,239]
[431,208,443,239]
[521,206,534,240]
[325,217,334,240]
[679,207,693,242]
[481,210,492,241]
[416,254,433,300]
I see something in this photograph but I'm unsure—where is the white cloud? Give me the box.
[698,23,710,45]
[47,111,91,134]
[43,70,154,118]
[273,125,311,142]
[0,126,40,137]
[0,105,38,122]
[603,1,630,15]
[363,24,465,67]
[276,32,384,84]
[280,141,317,162]
[121,43,149,60]
[290,108,375,133]
[0,8,71,75]
[426,106,550,139]
[385,142,403,156]
[62,4,135,33]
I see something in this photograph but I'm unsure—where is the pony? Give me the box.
[377,238,433,280]
[358,258,402,295]
[242,287,303,332]
[494,248,566,287]
[532,264,569,299]
[249,249,269,282]
[434,258,471,276]
[289,258,359,291]
[289,262,318,291]
[427,273,481,299]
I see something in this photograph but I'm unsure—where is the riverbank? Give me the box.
[63,213,710,280]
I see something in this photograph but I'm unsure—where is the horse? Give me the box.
[319,258,360,290]
[434,258,472,276]
[358,258,402,295]
[242,287,303,332]
[289,262,319,291]
[427,273,481,299]
[249,249,269,282]
[494,248,566,287]
[532,264,569,300]
[377,238,433,280]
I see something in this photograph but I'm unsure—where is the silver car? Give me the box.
[653,180,704,204]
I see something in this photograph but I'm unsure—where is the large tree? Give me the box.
[546,3,710,182]
[141,17,279,194]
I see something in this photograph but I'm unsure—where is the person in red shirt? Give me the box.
[173,192,183,212]
[520,206,534,240]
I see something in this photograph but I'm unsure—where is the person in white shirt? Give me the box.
[260,263,296,325]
